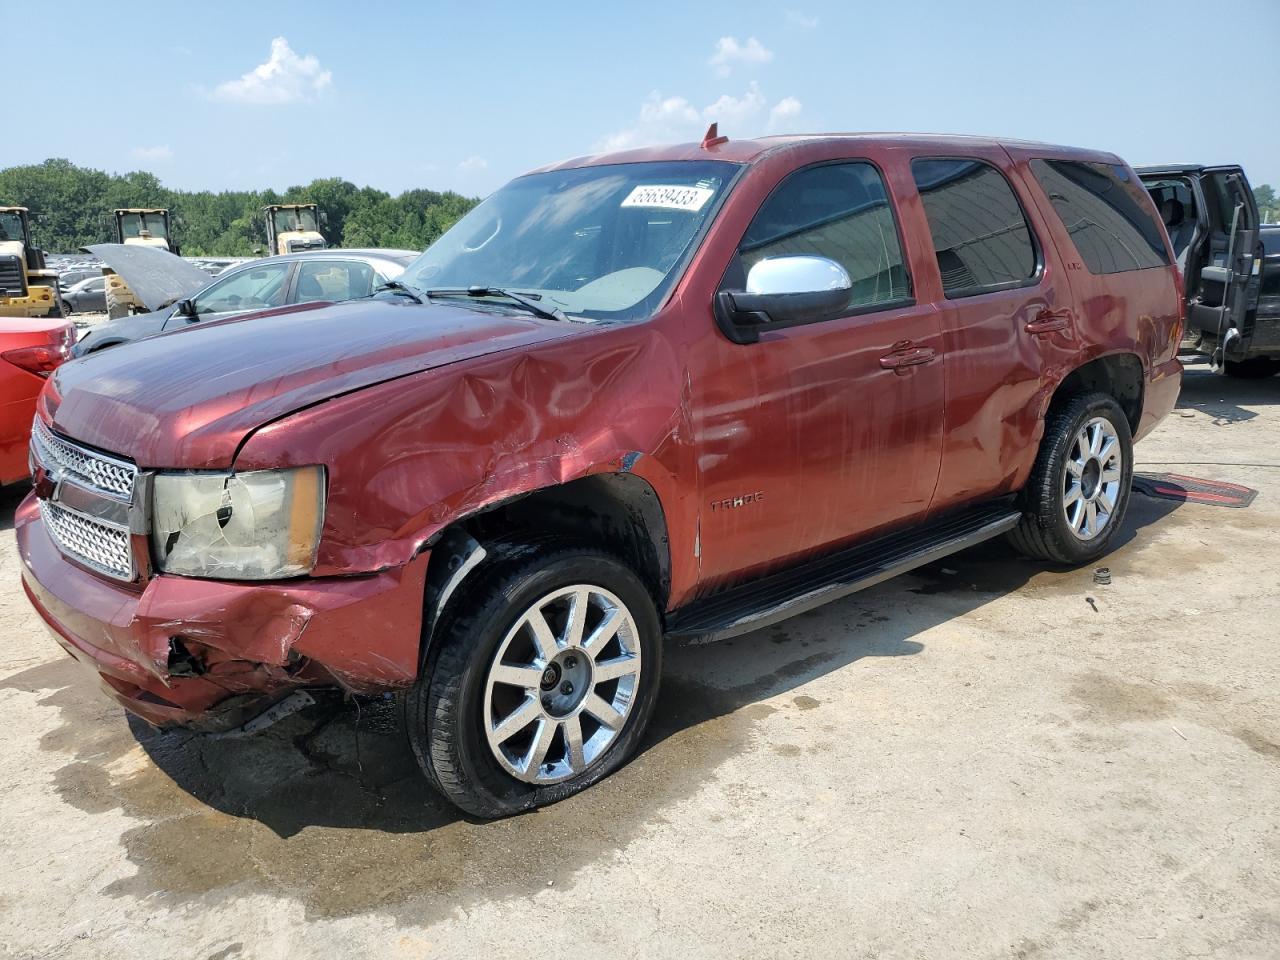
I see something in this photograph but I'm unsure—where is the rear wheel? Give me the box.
[1223,357,1280,379]
[407,546,662,818]
[1008,392,1133,565]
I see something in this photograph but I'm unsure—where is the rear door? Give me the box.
[905,149,1076,514]
[290,259,379,305]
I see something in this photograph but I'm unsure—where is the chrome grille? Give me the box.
[39,501,134,580]
[31,418,137,499]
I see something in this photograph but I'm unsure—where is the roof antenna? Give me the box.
[701,122,728,150]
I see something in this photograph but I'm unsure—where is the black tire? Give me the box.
[1007,392,1134,565]
[1223,357,1280,379]
[407,546,662,819]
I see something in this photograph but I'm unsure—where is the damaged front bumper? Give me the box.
[15,493,430,730]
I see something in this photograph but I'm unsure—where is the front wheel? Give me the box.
[407,547,662,819]
[1008,392,1133,565]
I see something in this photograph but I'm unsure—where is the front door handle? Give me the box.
[1025,309,1071,336]
[879,346,937,370]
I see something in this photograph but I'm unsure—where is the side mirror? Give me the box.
[175,299,197,320]
[715,255,852,344]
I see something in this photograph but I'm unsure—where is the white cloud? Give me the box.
[212,37,332,105]
[703,82,769,127]
[130,145,173,163]
[458,156,488,172]
[708,36,774,77]
[786,10,819,29]
[598,84,801,152]
[768,96,803,130]
[597,92,700,152]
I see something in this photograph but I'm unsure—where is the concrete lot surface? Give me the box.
[1,364,1277,959]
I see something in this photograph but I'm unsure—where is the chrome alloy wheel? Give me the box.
[483,584,643,785]
[1063,416,1123,541]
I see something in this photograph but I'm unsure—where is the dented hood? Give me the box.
[49,298,585,468]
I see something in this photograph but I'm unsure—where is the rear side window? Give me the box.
[1030,159,1170,274]
[738,161,911,312]
[294,260,377,304]
[911,158,1038,297]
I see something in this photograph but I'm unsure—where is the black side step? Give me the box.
[666,501,1021,643]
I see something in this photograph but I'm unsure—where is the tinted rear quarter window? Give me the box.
[1030,159,1170,274]
[910,158,1039,297]
[738,161,911,312]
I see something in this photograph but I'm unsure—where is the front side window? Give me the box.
[1031,160,1170,275]
[733,161,911,312]
[193,261,291,315]
[912,158,1038,296]
[399,160,738,322]
[294,260,376,304]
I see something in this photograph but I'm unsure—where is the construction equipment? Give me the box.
[0,207,64,319]
[264,204,326,255]
[105,208,179,319]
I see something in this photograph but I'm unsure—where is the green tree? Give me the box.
[0,159,479,255]
[1255,184,1279,224]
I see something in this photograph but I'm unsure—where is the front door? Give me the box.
[162,260,296,332]
[693,159,945,590]
[1202,167,1262,366]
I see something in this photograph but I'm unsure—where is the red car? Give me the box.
[0,318,75,485]
[17,133,1183,817]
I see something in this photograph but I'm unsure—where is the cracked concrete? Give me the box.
[1,364,1278,958]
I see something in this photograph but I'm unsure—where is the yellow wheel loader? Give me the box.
[264,204,326,255]
[0,207,65,319]
[105,208,178,319]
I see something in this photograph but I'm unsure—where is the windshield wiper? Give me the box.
[375,279,425,303]
[424,286,569,322]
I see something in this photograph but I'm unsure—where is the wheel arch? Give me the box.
[1044,351,1144,435]
[418,471,672,670]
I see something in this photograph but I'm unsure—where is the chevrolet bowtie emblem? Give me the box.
[33,464,63,503]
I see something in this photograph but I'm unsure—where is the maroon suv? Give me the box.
[17,133,1183,817]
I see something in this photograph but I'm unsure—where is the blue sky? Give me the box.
[10,0,1280,196]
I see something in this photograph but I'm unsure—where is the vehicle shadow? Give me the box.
[0,482,27,533]
[1176,360,1280,425]
[127,492,1184,844]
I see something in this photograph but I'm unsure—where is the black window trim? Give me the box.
[716,156,917,340]
[910,154,1045,301]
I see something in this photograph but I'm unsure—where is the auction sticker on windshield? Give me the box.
[621,184,715,212]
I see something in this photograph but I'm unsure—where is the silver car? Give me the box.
[73,248,418,356]
[61,275,108,313]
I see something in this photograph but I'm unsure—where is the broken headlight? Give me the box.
[151,467,326,580]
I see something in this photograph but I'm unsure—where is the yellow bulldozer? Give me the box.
[104,208,179,319]
[264,203,327,255]
[0,207,65,319]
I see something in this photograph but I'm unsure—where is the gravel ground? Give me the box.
[0,363,1277,959]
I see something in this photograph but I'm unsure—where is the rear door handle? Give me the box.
[879,346,937,370]
[1025,309,1071,335]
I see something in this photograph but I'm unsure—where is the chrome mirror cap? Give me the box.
[745,255,852,296]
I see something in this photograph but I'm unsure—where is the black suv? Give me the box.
[1139,164,1276,378]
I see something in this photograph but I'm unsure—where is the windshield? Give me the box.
[119,213,169,239]
[272,207,320,234]
[399,160,738,321]
[0,211,24,243]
